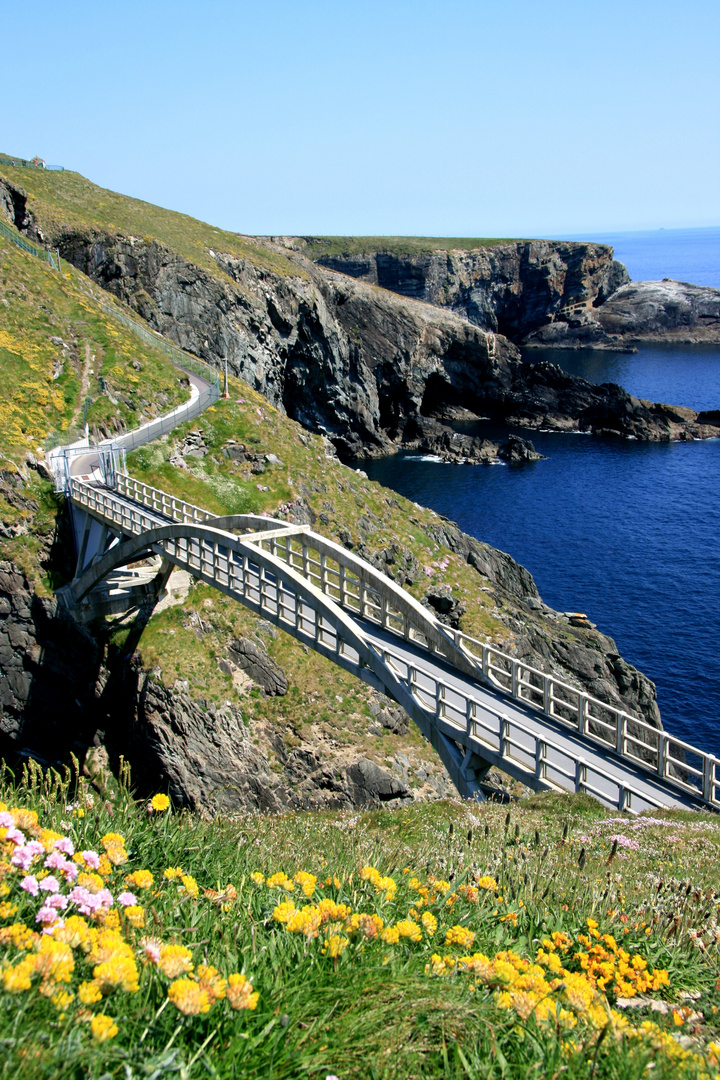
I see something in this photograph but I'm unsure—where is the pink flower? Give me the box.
[45,851,68,870]
[143,940,161,963]
[81,850,100,870]
[20,875,39,896]
[53,838,75,856]
[96,888,113,908]
[68,886,101,915]
[62,861,78,882]
[39,875,60,894]
[46,893,68,910]
[36,905,59,924]
[0,811,13,828]
[117,891,138,907]
[5,827,26,846]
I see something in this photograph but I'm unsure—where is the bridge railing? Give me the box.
[245,526,720,808]
[72,475,720,811]
[445,625,720,805]
[115,473,222,523]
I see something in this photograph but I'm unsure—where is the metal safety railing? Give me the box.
[0,218,59,269]
[97,302,220,391]
[88,473,720,811]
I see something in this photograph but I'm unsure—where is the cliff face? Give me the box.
[45,232,720,452]
[304,240,720,350]
[310,241,630,342]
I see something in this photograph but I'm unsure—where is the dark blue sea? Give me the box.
[361,229,720,756]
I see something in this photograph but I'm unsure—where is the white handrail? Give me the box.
[69,475,720,812]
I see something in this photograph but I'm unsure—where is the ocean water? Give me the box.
[360,230,720,755]
[561,225,720,289]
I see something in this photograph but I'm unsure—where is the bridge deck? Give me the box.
[61,474,718,814]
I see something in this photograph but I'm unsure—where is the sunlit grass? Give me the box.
[0,762,719,1078]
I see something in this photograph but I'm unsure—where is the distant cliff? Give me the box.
[300,238,720,350]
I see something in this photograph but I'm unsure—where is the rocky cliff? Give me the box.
[308,240,629,343]
[301,239,720,350]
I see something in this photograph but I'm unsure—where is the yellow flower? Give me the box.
[273,901,297,925]
[158,944,194,978]
[226,973,259,1011]
[421,912,438,937]
[180,875,198,899]
[294,871,317,897]
[54,916,92,951]
[51,989,74,1011]
[445,925,476,950]
[196,964,226,1002]
[124,870,154,890]
[266,872,294,892]
[168,977,211,1015]
[93,955,140,994]
[91,1014,118,1042]
[34,937,75,983]
[2,957,35,992]
[250,872,265,886]
[322,934,349,958]
[164,867,184,880]
[381,926,400,945]
[474,872,498,889]
[78,981,103,1005]
[123,906,145,929]
[0,902,17,919]
[396,920,422,943]
[150,794,170,812]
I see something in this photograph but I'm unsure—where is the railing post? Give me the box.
[544,676,551,717]
[616,715,625,756]
[500,715,510,759]
[657,734,666,778]
[535,740,546,783]
[578,695,587,736]
[575,758,587,793]
[511,662,519,699]
[703,755,714,803]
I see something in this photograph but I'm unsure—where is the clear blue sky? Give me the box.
[3,0,719,237]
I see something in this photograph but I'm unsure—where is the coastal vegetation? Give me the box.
[0,764,719,1078]
[0,162,303,280]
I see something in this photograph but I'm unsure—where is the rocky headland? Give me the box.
[302,238,720,351]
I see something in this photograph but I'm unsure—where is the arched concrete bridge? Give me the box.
[46,307,720,815]
[57,469,720,815]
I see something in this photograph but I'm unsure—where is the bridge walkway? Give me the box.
[59,472,720,815]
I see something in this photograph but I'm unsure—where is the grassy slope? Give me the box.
[1,768,719,1079]
[0,161,302,280]
[298,235,524,259]
[0,239,187,457]
[0,238,192,592]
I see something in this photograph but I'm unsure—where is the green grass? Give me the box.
[0,238,187,458]
[1,764,719,1079]
[0,161,303,280]
[299,235,525,260]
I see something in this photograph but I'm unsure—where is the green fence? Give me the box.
[0,218,59,269]
[0,156,64,171]
[97,301,220,389]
